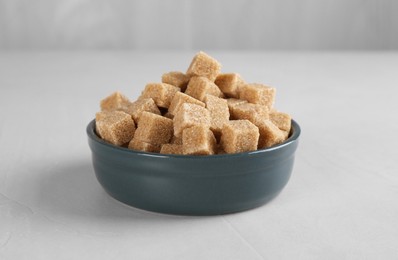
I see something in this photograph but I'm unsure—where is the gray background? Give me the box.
[1,0,397,50]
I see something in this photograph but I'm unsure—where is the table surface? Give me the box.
[0,51,397,259]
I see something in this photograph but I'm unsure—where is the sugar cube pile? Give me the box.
[95,51,292,155]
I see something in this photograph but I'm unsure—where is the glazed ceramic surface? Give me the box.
[87,120,300,215]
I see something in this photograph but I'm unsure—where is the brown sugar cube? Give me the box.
[173,103,211,138]
[162,71,190,91]
[168,92,205,116]
[170,135,183,145]
[282,130,290,140]
[226,98,247,110]
[215,73,245,98]
[95,111,108,122]
[128,138,160,153]
[123,98,161,123]
[221,120,259,154]
[182,126,216,155]
[160,144,183,155]
[140,83,180,108]
[95,111,135,146]
[269,110,292,132]
[230,102,269,126]
[239,83,276,109]
[204,95,230,137]
[186,51,221,81]
[185,76,224,102]
[134,112,173,145]
[100,91,131,111]
[257,120,286,149]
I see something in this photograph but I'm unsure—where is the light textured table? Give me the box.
[1,51,397,259]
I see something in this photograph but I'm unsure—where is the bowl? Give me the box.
[87,119,301,215]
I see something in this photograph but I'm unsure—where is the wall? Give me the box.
[0,0,397,50]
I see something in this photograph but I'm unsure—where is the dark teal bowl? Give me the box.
[87,119,300,215]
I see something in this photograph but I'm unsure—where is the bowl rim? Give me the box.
[87,119,301,159]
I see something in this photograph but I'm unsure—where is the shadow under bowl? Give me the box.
[87,120,301,216]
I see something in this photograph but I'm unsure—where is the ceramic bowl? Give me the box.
[87,119,300,215]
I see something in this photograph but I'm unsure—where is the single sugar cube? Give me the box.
[128,138,160,153]
[257,120,286,149]
[204,94,230,137]
[134,112,173,145]
[95,110,135,146]
[185,76,224,102]
[282,130,290,139]
[269,110,291,132]
[162,71,190,91]
[186,51,221,81]
[239,83,276,109]
[140,83,180,108]
[160,144,183,155]
[173,103,211,138]
[124,98,160,123]
[215,73,245,98]
[221,120,259,154]
[182,126,216,155]
[229,102,269,126]
[226,98,247,111]
[100,91,131,111]
[168,92,205,116]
